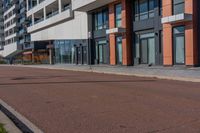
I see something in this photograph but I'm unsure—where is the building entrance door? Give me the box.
[173,26,185,65]
[116,36,123,65]
[96,40,107,64]
[140,37,155,65]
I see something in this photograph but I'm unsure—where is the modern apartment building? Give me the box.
[26,0,88,65]
[0,0,22,58]
[0,0,4,51]
[71,0,200,67]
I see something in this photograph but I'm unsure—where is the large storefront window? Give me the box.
[173,26,185,64]
[94,9,109,30]
[173,0,184,15]
[54,40,75,64]
[115,3,122,27]
[134,0,156,21]
[135,32,155,65]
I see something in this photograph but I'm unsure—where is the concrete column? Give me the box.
[49,48,53,65]
[32,49,35,64]
[58,0,62,13]
[37,0,39,5]
[26,0,29,11]
[32,14,35,25]
[44,7,46,20]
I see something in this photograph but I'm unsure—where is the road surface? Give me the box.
[0,66,200,133]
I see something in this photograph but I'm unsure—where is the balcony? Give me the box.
[72,0,117,11]
[0,42,22,58]
[161,13,192,24]
[28,7,73,33]
[27,0,56,17]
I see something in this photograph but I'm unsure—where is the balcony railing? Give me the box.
[28,7,73,33]
[46,10,59,19]
[34,18,44,25]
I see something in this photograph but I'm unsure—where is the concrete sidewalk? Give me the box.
[9,64,200,82]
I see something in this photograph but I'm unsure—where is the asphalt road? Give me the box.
[0,66,200,133]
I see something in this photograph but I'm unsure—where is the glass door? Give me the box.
[116,36,123,65]
[140,37,155,65]
[173,26,185,65]
[96,40,107,64]
[174,35,185,64]
[140,39,148,64]
[148,37,155,64]
[99,44,103,63]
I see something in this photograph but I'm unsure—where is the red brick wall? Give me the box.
[163,0,198,66]
[109,0,132,65]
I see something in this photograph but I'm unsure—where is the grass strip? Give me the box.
[0,123,7,133]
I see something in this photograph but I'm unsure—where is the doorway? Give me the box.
[173,26,185,65]
[116,36,123,65]
[95,40,107,64]
[140,33,155,65]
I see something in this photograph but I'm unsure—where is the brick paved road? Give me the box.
[0,66,200,133]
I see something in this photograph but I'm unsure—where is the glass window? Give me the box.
[94,9,109,30]
[97,13,103,30]
[173,26,185,34]
[139,0,148,20]
[54,40,75,64]
[149,0,155,18]
[173,0,184,15]
[134,0,157,21]
[103,10,109,29]
[134,0,139,21]
[115,4,122,27]
[159,0,162,16]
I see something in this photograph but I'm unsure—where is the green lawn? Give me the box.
[0,123,7,133]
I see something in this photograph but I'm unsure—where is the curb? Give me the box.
[0,99,44,133]
[1,65,200,83]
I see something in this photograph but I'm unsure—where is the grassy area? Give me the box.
[0,123,7,133]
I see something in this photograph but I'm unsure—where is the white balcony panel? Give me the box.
[27,0,56,17]
[72,0,117,11]
[28,9,72,33]
[4,23,17,32]
[4,14,16,24]
[4,5,16,16]
[161,13,192,24]
[30,11,88,41]
[5,33,17,41]
[0,42,18,57]
[106,27,126,34]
